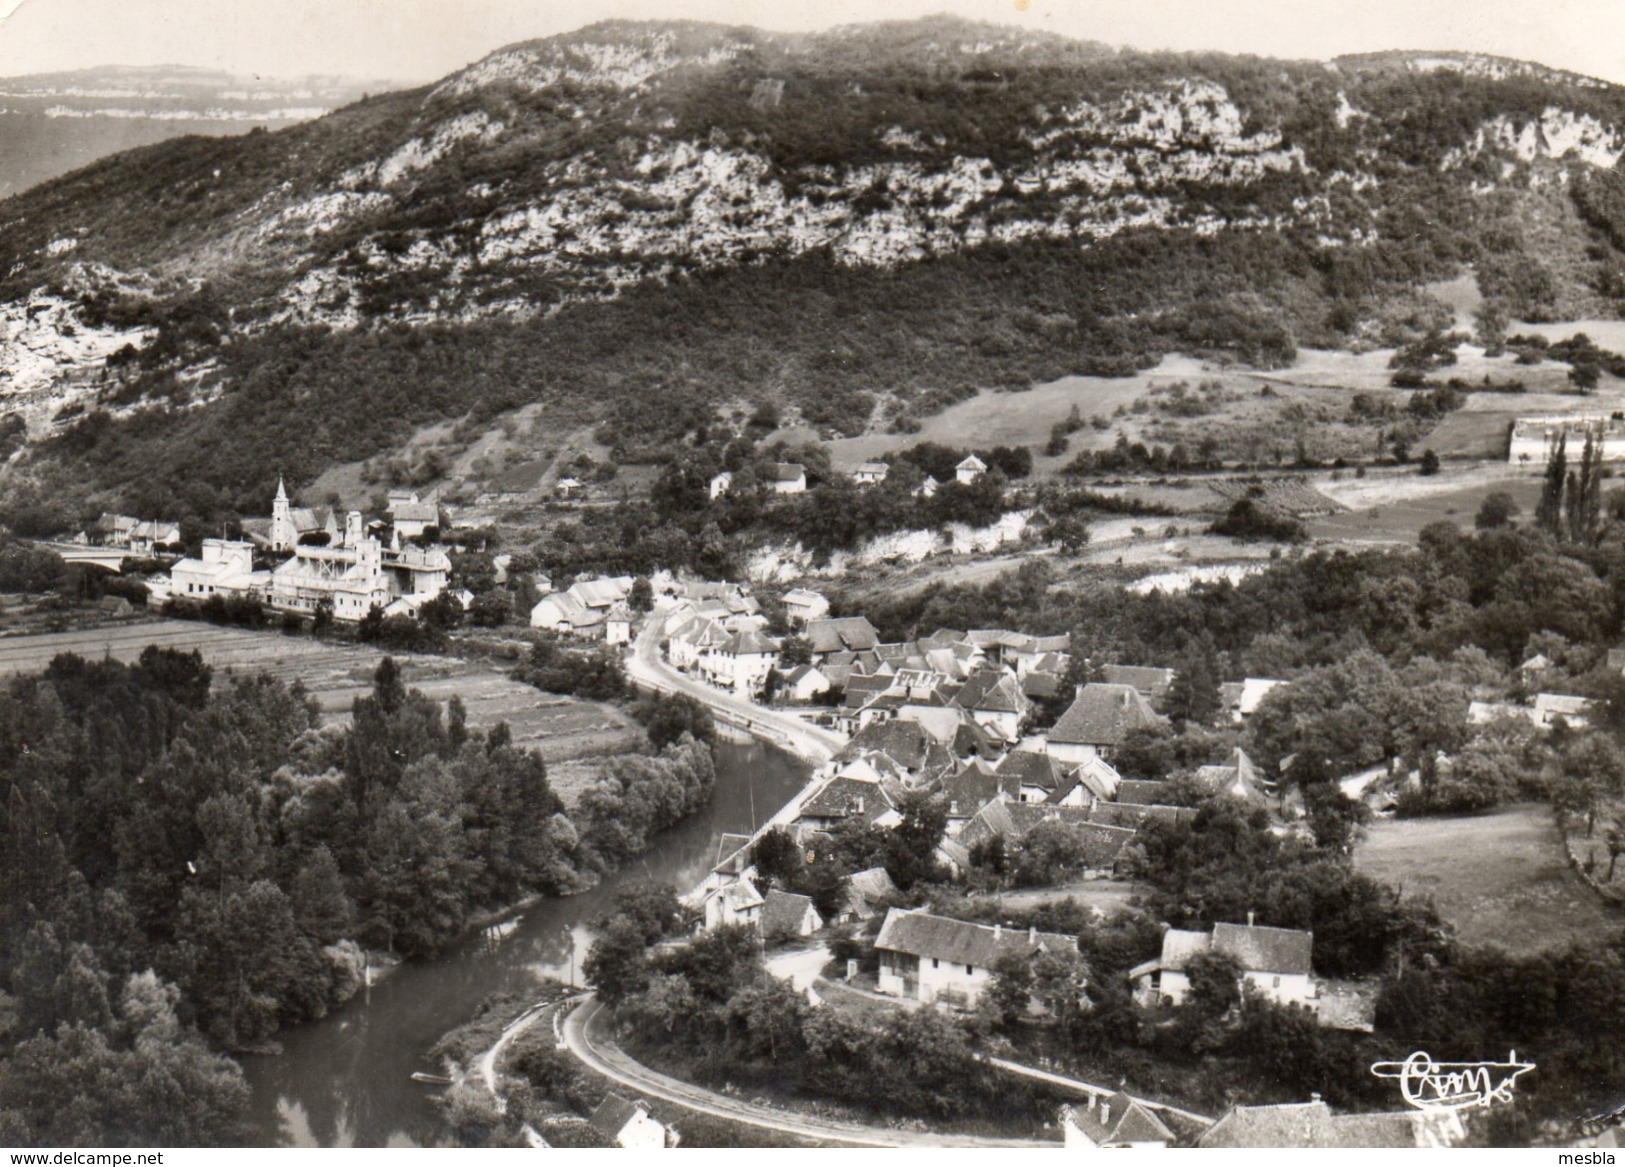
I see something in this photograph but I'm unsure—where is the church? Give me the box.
[153,480,452,622]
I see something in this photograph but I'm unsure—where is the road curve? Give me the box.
[626,614,845,765]
[560,996,1057,1149]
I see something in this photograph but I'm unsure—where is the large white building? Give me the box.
[1508,415,1625,466]
[162,539,267,601]
[154,489,451,622]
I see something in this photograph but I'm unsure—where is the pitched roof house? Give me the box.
[761,890,823,939]
[1060,1094,1175,1148]
[1047,683,1167,763]
[1131,919,1315,1008]
[796,773,901,830]
[1194,747,1273,806]
[1115,779,1181,806]
[874,907,1077,1009]
[781,587,830,626]
[769,462,808,494]
[805,616,881,656]
[1100,664,1177,702]
[955,454,987,484]
[589,1093,673,1149]
[836,866,900,923]
[701,880,765,931]
[995,749,1080,805]
[951,669,1031,742]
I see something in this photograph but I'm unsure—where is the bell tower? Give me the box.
[271,476,295,552]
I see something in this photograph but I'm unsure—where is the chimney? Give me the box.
[346,510,363,548]
[994,924,1002,941]
[1247,910,1256,927]
[1029,926,1037,944]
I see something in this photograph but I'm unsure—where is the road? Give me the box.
[626,613,845,765]
[559,996,1056,1148]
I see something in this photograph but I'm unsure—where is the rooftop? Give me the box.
[1050,683,1167,746]
[874,907,1075,968]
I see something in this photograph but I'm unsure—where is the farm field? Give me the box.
[0,618,644,801]
[1354,804,1620,957]
[1310,464,1545,544]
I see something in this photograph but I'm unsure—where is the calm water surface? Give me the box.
[239,739,808,1147]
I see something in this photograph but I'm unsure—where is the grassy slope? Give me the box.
[1353,803,1622,955]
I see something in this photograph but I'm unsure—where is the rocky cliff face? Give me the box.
[3,20,1625,511]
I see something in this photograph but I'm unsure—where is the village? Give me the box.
[16,402,1625,1150]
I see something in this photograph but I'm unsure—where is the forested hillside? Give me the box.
[3,19,1625,525]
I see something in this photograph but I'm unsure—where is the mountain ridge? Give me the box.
[2,16,1624,525]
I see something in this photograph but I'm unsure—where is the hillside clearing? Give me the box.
[1354,804,1620,957]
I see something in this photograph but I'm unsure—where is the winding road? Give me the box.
[558,996,1057,1148]
[626,612,845,764]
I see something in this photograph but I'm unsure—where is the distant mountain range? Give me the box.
[1,19,1624,525]
[0,64,404,199]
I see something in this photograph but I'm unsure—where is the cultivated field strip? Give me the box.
[0,618,645,770]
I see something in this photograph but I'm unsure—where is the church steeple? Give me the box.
[271,474,294,552]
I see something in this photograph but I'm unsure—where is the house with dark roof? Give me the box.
[805,616,882,657]
[761,890,823,940]
[796,773,901,831]
[950,668,1031,742]
[1194,1100,1463,1148]
[874,907,1076,1008]
[589,1093,672,1149]
[701,880,765,931]
[697,627,780,697]
[1047,683,1168,764]
[1060,1094,1174,1148]
[1131,918,1315,1008]
[938,759,1002,827]
[769,462,808,494]
[1101,664,1177,704]
[1115,779,1180,806]
[782,663,832,703]
[835,866,900,923]
[836,719,956,785]
[995,750,1084,806]
[1087,802,1195,830]
[1194,747,1274,807]
[951,802,1134,876]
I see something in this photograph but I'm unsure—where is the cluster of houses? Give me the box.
[143,483,457,622]
[529,575,636,643]
[75,513,181,556]
[705,453,990,503]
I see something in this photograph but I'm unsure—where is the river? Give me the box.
[239,738,810,1147]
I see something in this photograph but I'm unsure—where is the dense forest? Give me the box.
[0,650,714,1144]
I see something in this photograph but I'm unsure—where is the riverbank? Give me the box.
[239,738,810,1146]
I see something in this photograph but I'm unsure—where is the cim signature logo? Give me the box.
[1370,1050,1536,1111]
